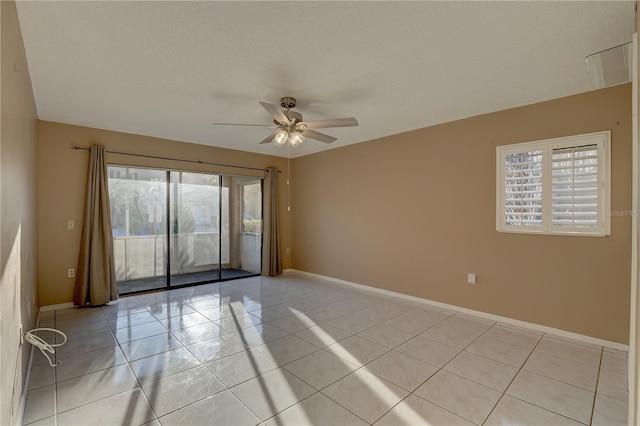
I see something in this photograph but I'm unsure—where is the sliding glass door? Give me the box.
[168,171,223,287]
[221,176,263,279]
[108,166,262,295]
[109,167,168,293]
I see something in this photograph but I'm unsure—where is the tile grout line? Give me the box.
[316,344,405,424]
[407,316,503,425]
[41,286,265,422]
[479,330,545,425]
[488,332,604,425]
[276,303,428,424]
[218,285,376,424]
[61,305,181,422]
[113,299,229,424]
[53,311,58,426]
[589,346,605,426]
[53,307,146,421]
[325,310,482,425]
[159,300,292,424]
[122,315,162,426]
[519,347,603,392]
[32,277,627,426]
[273,282,415,424]
[46,295,439,425]
[55,304,286,423]
[309,308,485,423]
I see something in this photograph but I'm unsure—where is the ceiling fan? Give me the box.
[212,97,358,147]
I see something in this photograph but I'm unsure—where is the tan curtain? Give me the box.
[73,145,118,306]
[262,167,282,276]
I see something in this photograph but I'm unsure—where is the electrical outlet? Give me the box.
[67,220,75,230]
[467,273,476,285]
[285,247,291,255]
[68,268,75,278]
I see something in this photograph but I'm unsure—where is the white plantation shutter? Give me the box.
[497,131,609,236]
[551,145,599,229]
[504,150,543,226]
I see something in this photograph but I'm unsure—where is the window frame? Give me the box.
[240,179,263,235]
[496,130,611,237]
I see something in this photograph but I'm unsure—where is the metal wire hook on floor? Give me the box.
[24,328,68,367]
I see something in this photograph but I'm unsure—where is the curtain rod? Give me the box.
[70,146,280,173]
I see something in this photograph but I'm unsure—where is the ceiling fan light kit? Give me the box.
[270,129,305,148]
[289,132,305,147]
[213,96,359,147]
[271,101,306,147]
[273,130,288,146]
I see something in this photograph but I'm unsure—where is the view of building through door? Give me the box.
[168,171,224,288]
[225,176,262,278]
[108,166,262,294]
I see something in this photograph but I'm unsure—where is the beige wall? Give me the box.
[37,121,292,306]
[0,1,39,424]
[292,84,632,343]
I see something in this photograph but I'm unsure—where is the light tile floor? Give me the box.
[23,273,629,425]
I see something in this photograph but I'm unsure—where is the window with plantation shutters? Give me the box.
[497,131,610,236]
[504,150,543,227]
[551,145,599,229]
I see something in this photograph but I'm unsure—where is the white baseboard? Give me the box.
[39,302,74,312]
[287,269,628,352]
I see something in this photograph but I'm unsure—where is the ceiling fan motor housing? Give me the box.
[280,97,297,109]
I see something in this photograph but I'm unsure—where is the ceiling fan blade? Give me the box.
[212,122,272,127]
[301,129,337,144]
[259,102,290,124]
[300,117,358,129]
[259,131,279,144]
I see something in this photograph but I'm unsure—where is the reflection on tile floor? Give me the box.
[23,273,629,425]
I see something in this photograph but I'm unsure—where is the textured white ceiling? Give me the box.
[16,1,635,158]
